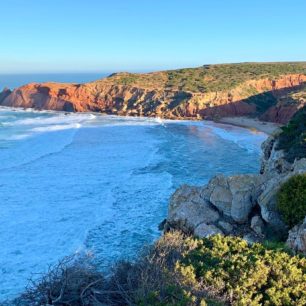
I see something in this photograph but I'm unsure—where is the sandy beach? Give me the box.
[217,116,282,135]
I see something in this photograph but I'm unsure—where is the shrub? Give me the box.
[14,233,306,306]
[14,255,105,306]
[277,105,306,162]
[276,174,306,228]
[178,234,306,306]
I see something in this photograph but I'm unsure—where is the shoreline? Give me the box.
[0,105,282,135]
[215,116,282,135]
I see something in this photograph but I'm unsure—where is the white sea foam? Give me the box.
[31,123,82,132]
[0,108,265,302]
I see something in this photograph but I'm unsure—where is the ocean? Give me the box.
[0,73,109,91]
[0,107,267,301]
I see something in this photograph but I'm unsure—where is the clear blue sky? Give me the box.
[1,0,305,73]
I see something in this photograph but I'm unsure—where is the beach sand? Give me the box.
[217,117,282,135]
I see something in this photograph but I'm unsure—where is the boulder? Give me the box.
[168,184,220,232]
[201,174,263,223]
[243,232,262,244]
[250,215,265,236]
[217,221,234,234]
[194,223,223,238]
[257,158,306,231]
[286,217,306,254]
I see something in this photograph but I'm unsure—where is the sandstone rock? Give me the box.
[0,73,305,122]
[194,223,223,238]
[286,217,306,254]
[250,215,265,236]
[168,185,220,231]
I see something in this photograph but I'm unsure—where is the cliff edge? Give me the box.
[1,62,306,123]
[164,106,306,253]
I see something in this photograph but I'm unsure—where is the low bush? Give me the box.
[277,105,306,162]
[276,174,306,228]
[178,234,306,305]
[14,233,306,306]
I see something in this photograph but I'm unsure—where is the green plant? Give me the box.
[276,174,306,227]
[178,234,306,306]
[15,232,306,306]
[277,105,306,162]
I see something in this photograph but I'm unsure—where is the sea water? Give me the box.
[0,107,267,301]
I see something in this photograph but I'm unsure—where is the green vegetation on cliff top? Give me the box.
[103,62,306,92]
[277,174,306,227]
[277,105,306,162]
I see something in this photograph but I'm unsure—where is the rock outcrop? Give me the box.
[200,174,264,223]
[1,63,306,123]
[165,119,306,242]
[258,136,306,232]
[286,217,306,254]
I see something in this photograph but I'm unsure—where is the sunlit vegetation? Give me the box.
[277,105,306,162]
[16,232,306,306]
[103,62,306,93]
[277,174,306,227]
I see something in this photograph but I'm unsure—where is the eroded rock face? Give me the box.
[166,129,306,245]
[0,74,305,122]
[251,215,265,236]
[167,185,221,236]
[201,174,264,223]
[257,157,306,231]
[286,217,306,254]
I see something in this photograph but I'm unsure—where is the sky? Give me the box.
[0,0,306,73]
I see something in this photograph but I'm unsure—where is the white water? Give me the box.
[0,107,267,301]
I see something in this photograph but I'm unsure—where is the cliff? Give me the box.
[1,62,306,123]
[164,106,306,253]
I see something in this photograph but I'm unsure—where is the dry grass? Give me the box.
[12,232,204,306]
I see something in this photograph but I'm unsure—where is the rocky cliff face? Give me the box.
[164,124,306,250]
[0,70,305,123]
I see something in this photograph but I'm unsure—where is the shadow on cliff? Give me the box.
[199,82,306,124]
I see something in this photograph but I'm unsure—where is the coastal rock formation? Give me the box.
[165,109,306,242]
[286,217,306,254]
[166,176,264,238]
[250,215,265,236]
[201,174,264,223]
[1,63,306,123]
[0,87,11,103]
[167,185,221,237]
[258,135,306,231]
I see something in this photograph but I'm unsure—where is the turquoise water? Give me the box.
[0,107,267,301]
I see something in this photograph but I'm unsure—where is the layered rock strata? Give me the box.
[0,73,305,123]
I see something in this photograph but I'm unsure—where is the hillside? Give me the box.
[1,62,306,123]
